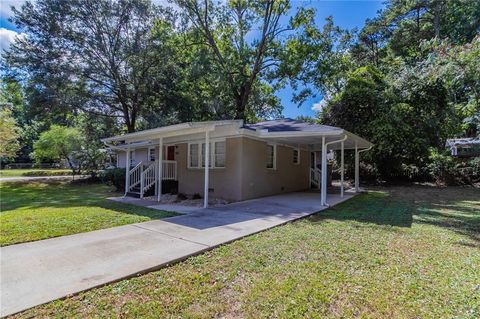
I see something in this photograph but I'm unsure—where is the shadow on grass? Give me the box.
[0,180,176,219]
[309,185,480,245]
[310,191,414,228]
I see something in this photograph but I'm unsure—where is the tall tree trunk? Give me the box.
[234,84,252,120]
[125,119,135,133]
[433,0,441,38]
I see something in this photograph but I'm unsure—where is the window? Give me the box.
[189,144,199,168]
[148,147,156,161]
[189,140,226,168]
[266,144,276,169]
[214,141,225,168]
[129,150,136,166]
[293,149,300,164]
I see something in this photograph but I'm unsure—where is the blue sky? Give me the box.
[280,0,385,119]
[0,0,384,118]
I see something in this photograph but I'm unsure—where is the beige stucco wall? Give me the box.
[176,138,243,201]
[239,137,310,200]
[116,136,310,201]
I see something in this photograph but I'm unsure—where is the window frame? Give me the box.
[148,147,156,162]
[129,150,136,166]
[293,148,300,165]
[188,139,226,169]
[266,143,277,170]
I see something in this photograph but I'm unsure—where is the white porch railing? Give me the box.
[310,168,321,189]
[128,161,143,191]
[141,162,157,198]
[162,160,177,180]
[127,160,178,196]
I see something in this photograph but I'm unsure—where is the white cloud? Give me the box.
[0,0,28,18]
[311,96,330,112]
[0,27,24,51]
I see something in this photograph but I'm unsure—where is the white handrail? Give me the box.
[141,162,157,198]
[128,161,143,191]
[129,160,177,196]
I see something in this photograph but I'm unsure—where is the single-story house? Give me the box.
[101,119,372,207]
[445,138,480,157]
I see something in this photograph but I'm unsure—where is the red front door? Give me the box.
[167,146,175,161]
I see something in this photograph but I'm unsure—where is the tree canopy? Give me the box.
[1,0,478,181]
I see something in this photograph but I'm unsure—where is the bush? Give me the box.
[427,149,480,185]
[99,168,125,191]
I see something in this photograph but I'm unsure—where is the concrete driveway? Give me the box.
[0,191,354,317]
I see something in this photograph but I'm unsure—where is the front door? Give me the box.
[166,146,175,161]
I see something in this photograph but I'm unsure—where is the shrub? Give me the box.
[427,150,456,184]
[192,193,202,200]
[427,149,480,185]
[99,168,125,191]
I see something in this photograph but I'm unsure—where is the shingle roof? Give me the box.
[243,118,342,133]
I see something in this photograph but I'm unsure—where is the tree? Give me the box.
[32,125,83,173]
[280,16,355,106]
[175,0,311,120]
[353,0,480,62]
[0,78,48,163]
[4,0,178,132]
[0,107,21,160]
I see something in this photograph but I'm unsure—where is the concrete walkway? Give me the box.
[0,192,354,317]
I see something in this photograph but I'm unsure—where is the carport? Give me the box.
[243,120,373,206]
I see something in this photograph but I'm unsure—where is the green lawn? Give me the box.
[0,181,178,246]
[11,186,480,318]
[0,168,73,178]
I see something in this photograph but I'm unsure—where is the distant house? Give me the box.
[445,138,480,157]
[102,119,372,207]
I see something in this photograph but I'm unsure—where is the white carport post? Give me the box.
[324,135,347,204]
[157,137,163,202]
[354,143,359,192]
[124,148,130,196]
[204,130,210,208]
[320,136,327,205]
[341,140,345,197]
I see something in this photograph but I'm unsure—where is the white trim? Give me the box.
[187,143,200,168]
[204,131,210,208]
[266,143,277,170]
[124,148,130,196]
[321,137,327,205]
[129,150,136,166]
[103,120,372,150]
[157,138,163,201]
[101,120,242,143]
[188,138,226,169]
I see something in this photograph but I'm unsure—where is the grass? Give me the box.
[11,185,480,318]
[0,181,178,246]
[0,169,73,178]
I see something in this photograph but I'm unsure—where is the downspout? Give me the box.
[323,135,348,207]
